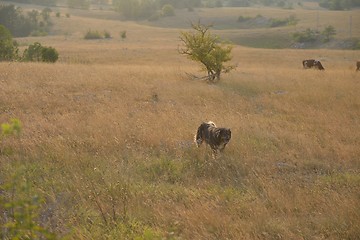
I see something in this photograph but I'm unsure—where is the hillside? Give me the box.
[1,1,360,48]
[1,3,360,240]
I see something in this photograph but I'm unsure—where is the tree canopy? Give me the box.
[0,4,53,37]
[0,25,19,61]
[179,22,235,83]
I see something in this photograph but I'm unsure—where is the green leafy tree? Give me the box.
[322,25,336,42]
[27,9,39,25]
[23,42,43,61]
[113,0,157,20]
[179,22,235,82]
[0,5,35,37]
[0,5,53,37]
[0,25,19,61]
[41,7,52,22]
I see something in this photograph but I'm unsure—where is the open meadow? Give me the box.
[1,3,360,239]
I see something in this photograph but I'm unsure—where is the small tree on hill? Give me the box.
[0,25,19,61]
[179,22,235,83]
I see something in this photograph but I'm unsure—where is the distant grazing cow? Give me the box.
[302,59,325,70]
[356,61,360,71]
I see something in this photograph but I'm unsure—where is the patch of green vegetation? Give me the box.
[220,80,264,98]
[23,42,59,62]
[84,29,112,39]
[137,155,184,184]
[0,5,53,37]
[237,14,298,29]
[84,29,103,39]
[230,32,292,49]
[319,172,360,187]
[0,165,58,240]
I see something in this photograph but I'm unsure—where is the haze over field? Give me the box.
[0,1,359,239]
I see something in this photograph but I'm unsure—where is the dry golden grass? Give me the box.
[1,4,360,240]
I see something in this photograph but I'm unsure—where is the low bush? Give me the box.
[292,28,318,43]
[84,29,103,39]
[120,30,127,40]
[104,30,111,39]
[237,14,298,28]
[22,42,58,63]
[84,30,113,40]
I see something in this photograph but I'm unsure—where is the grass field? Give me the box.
[1,3,360,240]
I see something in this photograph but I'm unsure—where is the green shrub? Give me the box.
[104,30,111,39]
[84,29,103,39]
[120,30,127,40]
[269,15,298,27]
[30,29,48,37]
[23,42,43,61]
[292,28,318,43]
[0,172,57,240]
[22,42,59,63]
[355,40,360,50]
[41,46,59,62]
[269,18,288,27]
[1,118,21,155]
[1,118,22,137]
[237,15,251,22]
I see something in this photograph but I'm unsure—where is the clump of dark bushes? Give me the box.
[23,42,59,63]
[84,29,112,39]
[0,25,59,63]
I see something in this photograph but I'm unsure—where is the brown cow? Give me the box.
[356,61,360,71]
[303,59,315,68]
[302,59,325,70]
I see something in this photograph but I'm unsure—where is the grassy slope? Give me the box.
[1,4,360,240]
[145,7,360,48]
